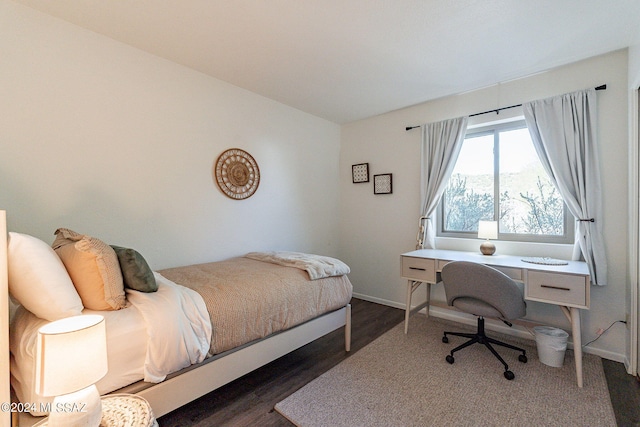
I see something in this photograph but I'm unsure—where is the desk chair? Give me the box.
[441,261,528,380]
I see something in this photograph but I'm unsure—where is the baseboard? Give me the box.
[352,292,627,363]
[352,292,405,310]
[587,346,627,364]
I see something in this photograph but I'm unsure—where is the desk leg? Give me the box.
[425,282,431,318]
[570,307,583,388]
[404,280,431,334]
[404,280,413,334]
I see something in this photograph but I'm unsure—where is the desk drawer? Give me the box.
[401,257,436,282]
[437,260,521,281]
[437,260,451,271]
[494,266,523,281]
[526,271,588,308]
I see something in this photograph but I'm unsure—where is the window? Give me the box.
[438,119,574,244]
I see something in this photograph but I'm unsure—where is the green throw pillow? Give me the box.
[111,245,158,292]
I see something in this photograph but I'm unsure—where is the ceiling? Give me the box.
[13,0,640,124]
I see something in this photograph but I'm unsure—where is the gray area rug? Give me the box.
[275,315,616,427]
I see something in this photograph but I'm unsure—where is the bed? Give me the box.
[1,216,352,425]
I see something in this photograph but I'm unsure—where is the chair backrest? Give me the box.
[441,261,525,320]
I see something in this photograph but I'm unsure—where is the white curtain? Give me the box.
[523,89,607,285]
[418,116,468,249]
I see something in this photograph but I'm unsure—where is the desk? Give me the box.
[401,249,590,387]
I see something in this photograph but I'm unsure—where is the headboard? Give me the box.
[1,210,9,427]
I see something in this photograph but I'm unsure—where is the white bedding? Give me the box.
[245,251,351,280]
[127,273,211,383]
[10,273,211,416]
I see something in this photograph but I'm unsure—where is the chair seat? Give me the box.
[452,297,502,318]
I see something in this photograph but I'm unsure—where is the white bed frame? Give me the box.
[128,304,350,418]
[0,210,352,426]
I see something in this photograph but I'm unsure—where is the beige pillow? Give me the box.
[53,228,126,311]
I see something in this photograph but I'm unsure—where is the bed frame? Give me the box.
[1,211,9,427]
[0,211,352,426]
[123,304,350,418]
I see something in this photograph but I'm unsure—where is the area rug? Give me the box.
[275,315,616,427]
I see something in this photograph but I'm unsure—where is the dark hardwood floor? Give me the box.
[603,358,640,426]
[158,299,640,427]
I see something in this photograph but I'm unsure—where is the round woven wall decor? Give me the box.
[214,148,260,199]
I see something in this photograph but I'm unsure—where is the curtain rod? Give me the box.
[405,84,607,131]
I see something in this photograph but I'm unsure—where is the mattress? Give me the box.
[159,256,353,355]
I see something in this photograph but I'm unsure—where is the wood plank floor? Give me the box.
[157,299,640,426]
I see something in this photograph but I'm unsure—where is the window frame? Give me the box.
[437,118,575,244]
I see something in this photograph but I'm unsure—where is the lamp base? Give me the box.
[48,384,102,427]
[480,241,496,256]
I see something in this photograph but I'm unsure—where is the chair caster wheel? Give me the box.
[518,354,528,363]
[446,355,455,364]
[442,336,449,343]
[504,370,515,380]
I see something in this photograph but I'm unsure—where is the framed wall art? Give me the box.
[352,163,369,183]
[373,173,392,195]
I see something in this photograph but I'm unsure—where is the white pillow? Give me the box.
[7,232,83,321]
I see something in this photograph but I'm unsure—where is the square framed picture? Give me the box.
[374,173,392,195]
[352,163,369,183]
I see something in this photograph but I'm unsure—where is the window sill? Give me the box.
[434,237,574,259]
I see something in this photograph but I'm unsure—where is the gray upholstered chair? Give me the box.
[441,261,528,380]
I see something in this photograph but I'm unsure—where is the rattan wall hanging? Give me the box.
[214,148,260,199]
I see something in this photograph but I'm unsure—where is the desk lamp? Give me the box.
[478,220,498,255]
[35,314,108,427]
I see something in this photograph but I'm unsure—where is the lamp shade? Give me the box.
[478,220,498,240]
[35,315,107,397]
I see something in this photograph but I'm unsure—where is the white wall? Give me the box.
[339,50,630,361]
[0,1,342,269]
[630,44,640,89]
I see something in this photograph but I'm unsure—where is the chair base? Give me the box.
[442,317,527,380]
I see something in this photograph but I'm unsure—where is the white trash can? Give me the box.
[533,326,569,368]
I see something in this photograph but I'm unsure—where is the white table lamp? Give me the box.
[35,315,108,427]
[478,220,498,255]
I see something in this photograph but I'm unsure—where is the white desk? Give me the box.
[401,249,590,387]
